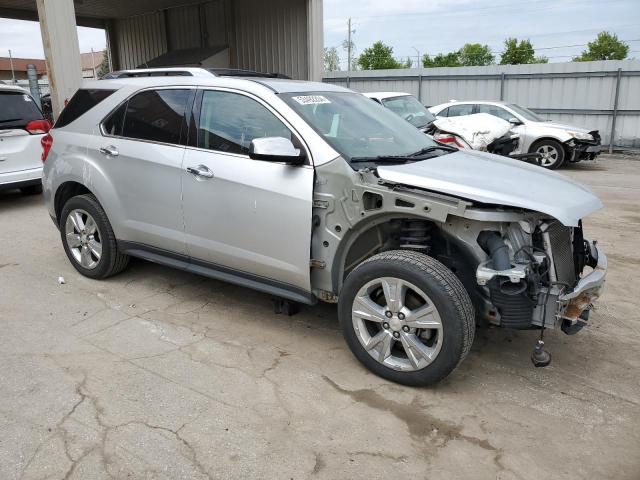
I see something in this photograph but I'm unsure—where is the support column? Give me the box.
[307,0,323,81]
[36,0,82,118]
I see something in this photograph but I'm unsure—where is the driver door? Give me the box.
[181,89,314,295]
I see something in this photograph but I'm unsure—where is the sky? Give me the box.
[324,0,640,66]
[0,18,106,58]
[0,0,638,64]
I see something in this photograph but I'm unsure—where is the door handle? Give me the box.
[186,165,214,178]
[99,145,119,157]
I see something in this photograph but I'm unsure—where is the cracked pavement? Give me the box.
[1,154,639,479]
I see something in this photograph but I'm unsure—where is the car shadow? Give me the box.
[0,189,45,211]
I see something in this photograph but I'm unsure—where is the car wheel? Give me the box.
[20,183,42,195]
[338,250,475,386]
[531,139,565,169]
[60,194,129,279]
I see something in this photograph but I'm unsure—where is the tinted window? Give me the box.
[198,90,291,154]
[0,91,43,130]
[478,104,513,121]
[55,89,115,128]
[445,104,474,117]
[102,103,126,136]
[122,89,191,145]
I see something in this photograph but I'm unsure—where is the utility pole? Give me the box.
[8,49,16,84]
[347,18,352,72]
[412,47,421,68]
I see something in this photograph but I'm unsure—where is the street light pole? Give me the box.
[90,47,96,79]
[412,47,420,69]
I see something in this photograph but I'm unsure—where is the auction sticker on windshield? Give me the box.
[292,95,331,105]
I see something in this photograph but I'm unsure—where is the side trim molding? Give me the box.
[117,241,316,305]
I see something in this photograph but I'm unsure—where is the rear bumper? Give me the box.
[0,167,42,191]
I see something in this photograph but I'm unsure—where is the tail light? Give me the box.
[25,119,52,134]
[41,133,53,162]
[434,133,469,149]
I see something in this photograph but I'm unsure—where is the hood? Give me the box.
[530,120,591,133]
[376,150,602,226]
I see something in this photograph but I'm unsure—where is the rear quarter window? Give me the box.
[0,91,43,130]
[54,89,116,128]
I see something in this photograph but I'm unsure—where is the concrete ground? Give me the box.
[1,154,639,480]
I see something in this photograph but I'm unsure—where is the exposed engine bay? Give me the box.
[473,220,605,333]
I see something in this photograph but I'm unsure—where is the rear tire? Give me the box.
[530,139,565,169]
[338,250,475,386]
[59,194,129,279]
[20,183,42,195]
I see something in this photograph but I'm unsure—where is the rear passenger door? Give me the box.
[181,89,314,294]
[93,88,194,254]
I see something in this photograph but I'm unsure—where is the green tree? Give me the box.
[323,47,341,72]
[96,51,110,78]
[500,38,548,65]
[573,31,629,61]
[422,52,461,68]
[357,41,404,70]
[458,43,494,66]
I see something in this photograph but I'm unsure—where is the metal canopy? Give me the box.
[0,0,206,27]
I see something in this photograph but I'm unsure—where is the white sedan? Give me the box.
[429,100,601,169]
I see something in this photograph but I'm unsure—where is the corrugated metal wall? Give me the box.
[232,0,309,79]
[324,60,640,148]
[111,0,229,70]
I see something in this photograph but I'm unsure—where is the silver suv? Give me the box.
[43,70,607,385]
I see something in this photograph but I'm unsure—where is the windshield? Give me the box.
[0,91,43,129]
[382,95,435,129]
[281,92,439,162]
[507,104,543,122]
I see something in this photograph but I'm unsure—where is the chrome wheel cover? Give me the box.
[351,277,443,372]
[65,209,102,270]
[536,144,559,167]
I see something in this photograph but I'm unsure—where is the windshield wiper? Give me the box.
[350,144,456,164]
[350,155,414,163]
[409,145,457,156]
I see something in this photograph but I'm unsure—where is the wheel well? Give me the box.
[337,217,483,314]
[529,136,567,154]
[54,182,92,226]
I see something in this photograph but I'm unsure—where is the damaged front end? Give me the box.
[475,220,606,334]
[565,130,602,162]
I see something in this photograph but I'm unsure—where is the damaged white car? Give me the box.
[43,74,607,386]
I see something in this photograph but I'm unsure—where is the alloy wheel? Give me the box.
[65,209,102,269]
[351,277,443,371]
[536,144,559,167]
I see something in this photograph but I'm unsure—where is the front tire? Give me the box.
[59,194,129,279]
[338,250,475,386]
[531,139,565,169]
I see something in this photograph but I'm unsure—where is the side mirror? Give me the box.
[509,117,522,125]
[249,137,305,165]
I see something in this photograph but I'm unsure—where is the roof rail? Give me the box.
[101,67,215,79]
[101,67,291,80]
[206,68,291,79]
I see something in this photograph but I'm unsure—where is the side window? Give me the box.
[478,104,513,122]
[120,89,191,145]
[198,90,292,155]
[102,103,126,136]
[438,107,449,117]
[446,104,474,117]
[55,89,115,128]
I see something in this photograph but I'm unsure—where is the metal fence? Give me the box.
[323,59,640,150]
